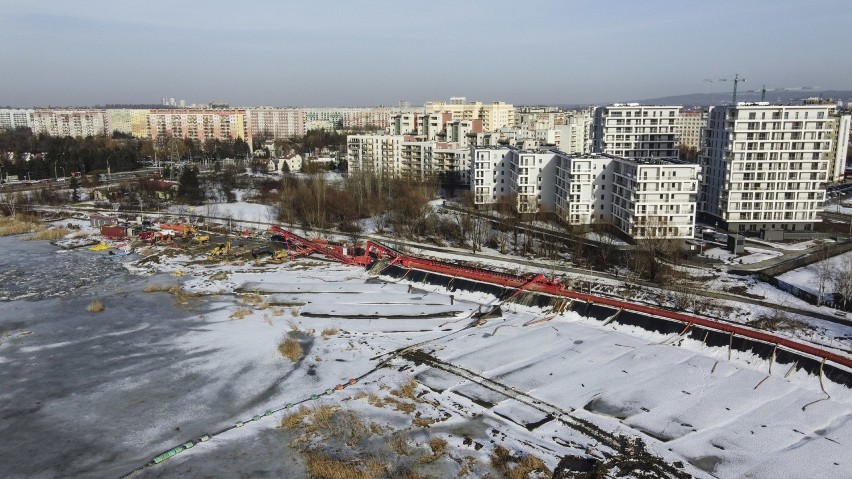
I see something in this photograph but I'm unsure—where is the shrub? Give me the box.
[278,336,303,362]
[230,307,252,320]
[87,300,105,313]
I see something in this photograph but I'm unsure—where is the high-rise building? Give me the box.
[425,98,514,132]
[147,109,246,143]
[555,109,594,154]
[471,146,700,239]
[31,109,111,137]
[676,110,707,152]
[245,108,306,145]
[107,109,150,138]
[699,101,851,233]
[346,134,470,184]
[593,104,681,161]
[0,109,34,131]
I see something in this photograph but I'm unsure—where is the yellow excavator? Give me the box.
[208,241,231,257]
[191,234,210,244]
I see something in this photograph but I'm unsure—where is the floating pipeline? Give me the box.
[375,260,852,389]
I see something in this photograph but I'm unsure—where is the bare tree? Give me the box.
[832,255,852,310]
[815,243,834,306]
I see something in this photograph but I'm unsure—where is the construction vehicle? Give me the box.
[191,234,210,244]
[209,241,231,257]
[159,224,197,237]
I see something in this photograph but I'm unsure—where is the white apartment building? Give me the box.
[470,147,557,214]
[676,110,707,151]
[348,134,440,181]
[0,109,34,130]
[445,119,483,149]
[553,153,700,239]
[555,112,593,155]
[593,104,681,161]
[347,135,403,178]
[699,101,851,233]
[31,109,111,137]
[472,147,511,206]
[473,147,699,239]
[607,158,700,239]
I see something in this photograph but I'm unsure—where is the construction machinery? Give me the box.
[159,224,197,237]
[208,241,231,257]
[191,234,210,244]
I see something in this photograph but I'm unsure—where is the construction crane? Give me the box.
[703,74,747,103]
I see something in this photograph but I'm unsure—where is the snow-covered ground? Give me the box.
[702,246,783,265]
[2,231,851,478]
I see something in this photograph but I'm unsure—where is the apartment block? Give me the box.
[471,147,557,214]
[473,147,699,239]
[593,104,681,161]
[147,109,246,142]
[245,108,306,145]
[31,109,111,137]
[699,101,851,233]
[107,109,150,138]
[0,109,34,130]
[347,135,404,179]
[304,107,403,131]
[425,98,514,132]
[554,152,700,239]
[676,110,707,151]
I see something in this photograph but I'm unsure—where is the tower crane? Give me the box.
[702,73,747,103]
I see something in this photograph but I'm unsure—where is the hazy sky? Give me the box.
[2,0,851,108]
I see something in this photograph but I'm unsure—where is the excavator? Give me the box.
[208,241,231,257]
[191,234,210,244]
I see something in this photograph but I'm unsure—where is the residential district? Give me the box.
[2,95,849,243]
[3,95,852,479]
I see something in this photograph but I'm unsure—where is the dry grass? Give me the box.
[420,436,447,463]
[386,431,410,455]
[240,293,265,305]
[457,456,477,476]
[290,307,299,317]
[392,377,418,400]
[278,336,303,362]
[87,300,105,313]
[29,227,71,241]
[321,328,339,338]
[412,417,439,428]
[490,446,550,479]
[304,450,386,479]
[283,405,372,448]
[263,314,273,326]
[143,284,201,309]
[143,284,175,293]
[0,216,39,236]
[270,306,285,316]
[230,307,252,320]
[281,406,312,429]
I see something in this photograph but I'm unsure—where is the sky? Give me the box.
[2,0,851,108]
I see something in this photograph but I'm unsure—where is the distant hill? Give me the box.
[634,90,852,107]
